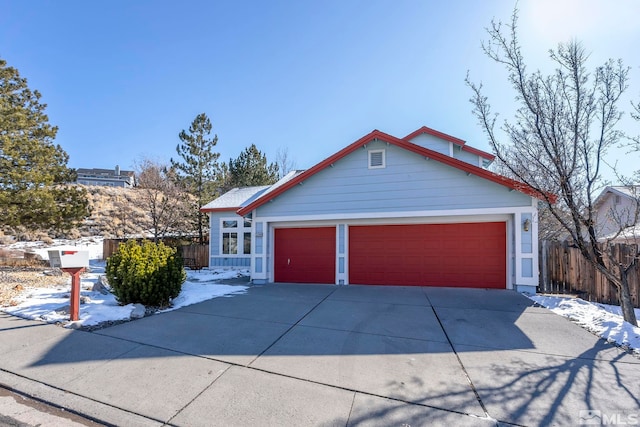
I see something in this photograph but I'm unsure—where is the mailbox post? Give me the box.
[48,250,89,321]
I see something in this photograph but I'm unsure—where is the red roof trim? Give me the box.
[461,144,495,160]
[237,131,381,216]
[403,125,495,160]
[237,129,554,216]
[402,125,466,146]
[200,207,239,213]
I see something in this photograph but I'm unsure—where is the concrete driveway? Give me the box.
[1,284,639,426]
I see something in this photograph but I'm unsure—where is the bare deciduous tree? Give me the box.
[275,146,297,178]
[467,8,640,325]
[103,193,137,239]
[135,157,192,242]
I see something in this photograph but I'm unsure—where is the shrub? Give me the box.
[106,240,186,307]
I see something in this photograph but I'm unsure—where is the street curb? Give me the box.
[0,370,161,427]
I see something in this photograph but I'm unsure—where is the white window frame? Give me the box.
[220,217,252,256]
[368,149,386,169]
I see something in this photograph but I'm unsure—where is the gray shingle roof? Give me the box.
[201,186,270,210]
[201,170,307,211]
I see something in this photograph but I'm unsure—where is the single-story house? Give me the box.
[201,126,548,293]
[593,185,640,243]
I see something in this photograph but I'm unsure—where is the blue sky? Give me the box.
[2,0,639,180]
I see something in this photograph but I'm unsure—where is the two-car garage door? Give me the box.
[349,222,506,288]
[274,222,506,288]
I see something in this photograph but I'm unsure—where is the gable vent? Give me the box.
[368,149,385,169]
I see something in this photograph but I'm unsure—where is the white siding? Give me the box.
[406,133,451,155]
[453,148,480,166]
[595,192,638,238]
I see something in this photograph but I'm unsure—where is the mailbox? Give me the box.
[48,250,89,269]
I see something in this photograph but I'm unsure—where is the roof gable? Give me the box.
[594,185,640,208]
[237,128,552,216]
[403,126,495,161]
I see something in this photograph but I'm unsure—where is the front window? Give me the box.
[222,232,238,254]
[221,218,251,255]
[243,232,251,254]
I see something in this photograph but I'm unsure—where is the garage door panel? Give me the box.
[349,222,506,288]
[274,227,336,284]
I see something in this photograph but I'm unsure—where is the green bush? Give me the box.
[106,240,186,307]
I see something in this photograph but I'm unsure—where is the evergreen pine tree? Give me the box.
[0,57,89,233]
[170,113,220,244]
[227,144,279,188]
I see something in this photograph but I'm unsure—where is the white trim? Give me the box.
[335,226,341,284]
[208,212,214,265]
[368,149,386,169]
[266,214,512,229]
[259,213,532,289]
[254,204,536,224]
[219,216,252,257]
[506,217,514,290]
[514,212,523,285]
[252,205,538,289]
[344,224,349,285]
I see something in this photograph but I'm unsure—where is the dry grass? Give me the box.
[0,248,68,307]
[0,268,68,307]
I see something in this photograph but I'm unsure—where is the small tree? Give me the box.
[170,113,220,244]
[467,9,639,325]
[106,240,186,307]
[275,146,296,179]
[227,144,279,188]
[0,57,90,233]
[135,157,192,242]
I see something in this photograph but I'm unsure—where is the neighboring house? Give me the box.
[76,166,136,188]
[201,125,549,293]
[593,186,640,243]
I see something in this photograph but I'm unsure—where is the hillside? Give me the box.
[0,185,197,243]
[79,185,151,238]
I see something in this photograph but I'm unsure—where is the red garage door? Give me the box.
[349,222,506,288]
[274,227,336,284]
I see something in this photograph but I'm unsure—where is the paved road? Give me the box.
[1,284,639,426]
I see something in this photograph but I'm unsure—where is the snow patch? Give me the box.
[9,236,104,260]
[2,262,248,328]
[530,295,640,354]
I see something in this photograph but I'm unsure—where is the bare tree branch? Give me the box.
[467,8,639,325]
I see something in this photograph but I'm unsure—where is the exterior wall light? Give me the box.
[523,218,531,232]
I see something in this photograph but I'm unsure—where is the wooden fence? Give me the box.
[539,240,640,308]
[179,245,209,269]
[103,238,209,269]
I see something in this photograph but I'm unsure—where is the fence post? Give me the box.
[540,240,548,292]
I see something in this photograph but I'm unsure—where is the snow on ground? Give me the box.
[2,260,248,328]
[530,294,640,354]
[9,236,104,260]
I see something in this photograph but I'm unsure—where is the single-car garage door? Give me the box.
[349,222,506,288]
[274,227,336,283]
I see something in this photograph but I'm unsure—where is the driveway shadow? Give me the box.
[2,285,638,426]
